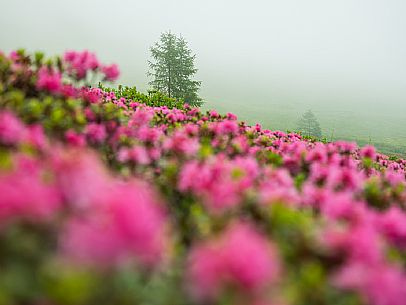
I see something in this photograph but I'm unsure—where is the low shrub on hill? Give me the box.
[98,84,185,109]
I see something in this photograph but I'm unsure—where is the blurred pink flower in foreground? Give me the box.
[187,222,280,300]
[0,155,61,223]
[0,111,26,145]
[58,152,169,267]
[333,261,406,305]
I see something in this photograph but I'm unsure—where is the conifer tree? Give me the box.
[296,110,322,138]
[148,32,202,106]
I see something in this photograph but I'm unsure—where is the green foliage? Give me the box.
[148,31,202,107]
[99,84,185,109]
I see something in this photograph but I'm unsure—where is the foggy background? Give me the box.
[1,0,406,154]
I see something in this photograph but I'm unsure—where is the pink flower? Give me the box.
[63,50,100,80]
[308,163,363,191]
[335,141,357,154]
[65,130,86,147]
[333,262,406,305]
[384,170,405,186]
[52,150,111,209]
[61,84,78,98]
[208,110,220,118]
[115,97,127,109]
[85,123,107,143]
[129,108,154,127]
[64,50,76,62]
[226,112,238,120]
[231,135,250,153]
[163,130,200,157]
[377,207,406,248]
[61,179,169,267]
[360,145,376,160]
[233,156,260,188]
[323,222,383,264]
[320,192,368,223]
[61,217,125,265]
[0,156,61,223]
[306,144,328,163]
[259,169,299,206]
[166,109,186,122]
[9,50,19,61]
[102,64,120,81]
[118,146,150,165]
[82,87,102,104]
[0,111,26,145]
[187,222,280,300]
[136,126,163,144]
[184,123,199,136]
[27,124,47,149]
[36,67,62,94]
[178,156,258,213]
[212,120,239,135]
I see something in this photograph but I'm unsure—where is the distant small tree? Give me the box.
[296,110,322,138]
[148,31,202,106]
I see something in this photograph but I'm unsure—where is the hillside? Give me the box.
[203,98,406,158]
[1,50,406,305]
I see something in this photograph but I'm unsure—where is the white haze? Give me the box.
[1,0,406,152]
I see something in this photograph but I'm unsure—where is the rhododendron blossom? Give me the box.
[333,262,406,305]
[0,111,26,145]
[62,180,169,267]
[36,66,62,93]
[64,50,100,79]
[101,63,120,81]
[0,156,61,223]
[187,222,280,300]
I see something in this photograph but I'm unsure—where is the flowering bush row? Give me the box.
[1,50,406,305]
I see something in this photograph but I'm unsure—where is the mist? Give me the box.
[1,0,406,154]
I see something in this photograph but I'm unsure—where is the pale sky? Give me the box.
[1,0,406,145]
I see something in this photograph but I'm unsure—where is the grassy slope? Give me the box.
[203,98,406,157]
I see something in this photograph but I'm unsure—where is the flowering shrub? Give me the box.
[1,49,406,305]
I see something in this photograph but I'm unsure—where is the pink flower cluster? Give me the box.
[62,178,168,266]
[0,112,169,268]
[36,66,62,94]
[0,111,46,148]
[64,50,120,81]
[31,50,121,96]
[179,156,259,212]
[2,49,406,304]
[0,154,61,224]
[54,150,170,267]
[188,222,279,301]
